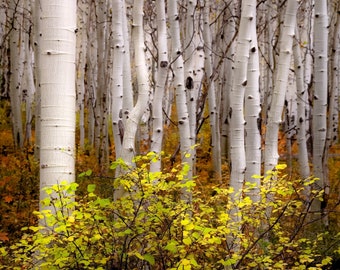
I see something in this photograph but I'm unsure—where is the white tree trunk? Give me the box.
[229,0,255,197]
[312,0,329,217]
[168,0,193,202]
[328,10,340,146]
[293,27,311,183]
[221,0,237,162]
[8,0,24,148]
[39,0,77,212]
[150,0,168,172]
[111,0,125,158]
[264,0,298,173]
[33,0,41,159]
[76,0,89,149]
[203,1,221,179]
[244,16,261,202]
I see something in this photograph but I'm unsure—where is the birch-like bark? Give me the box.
[227,1,256,251]
[33,0,42,158]
[8,0,24,148]
[122,0,133,128]
[220,2,237,163]
[76,0,89,149]
[118,0,150,176]
[85,4,98,147]
[229,0,255,198]
[168,0,193,202]
[203,1,221,179]
[39,0,77,213]
[94,0,109,165]
[150,0,168,172]
[312,0,328,215]
[184,0,202,152]
[293,27,311,184]
[111,0,124,158]
[244,15,261,202]
[23,29,35,144]
[327,10,340,147]
[264,0,298,173]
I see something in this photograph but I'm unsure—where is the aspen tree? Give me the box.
[227,0,256,251]
[94,0,109,165]
[327,9,339,147]
[221,0,237,162]
[293,27,311,186]
[150,0,168,172]
[184,0,203,155]
[85,3,98,147]
[312,0,328,217]
[112,0,151,190]
[8,0,24,148]
[229,0,255,199]
[39,0,77,214]
[33,0,41,159]
[168,0,193,202]
[203,1,221,179]
[244,15,261,202]
[76,0,89,149]
[264,0,298,173]
[111,0,125,158]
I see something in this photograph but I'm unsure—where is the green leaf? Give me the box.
[87,184,96,193]
[143,254,155,265]
[165,241,178,253]
[183,237,192,245]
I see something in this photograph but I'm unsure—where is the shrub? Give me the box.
[0,155,336,269]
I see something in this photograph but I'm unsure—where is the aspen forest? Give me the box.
[0,0,340,269]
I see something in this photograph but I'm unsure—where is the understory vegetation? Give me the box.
[1,153,339,269]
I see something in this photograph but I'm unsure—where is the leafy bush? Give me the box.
[0,155,337,269]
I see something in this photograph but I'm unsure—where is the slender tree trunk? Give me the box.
[76,0,89,149]
[33,0,41,159]
[293,26,311,189]
[264,0,298,173]
[39,0,77,215]
[311,0,328,220]
[244,17,261,202]
[111,0,125,159]
[8,0,24,148]
[228,0,256,251]
[203,1,221,180]
[168,0,193,203]
[150,0,169,172]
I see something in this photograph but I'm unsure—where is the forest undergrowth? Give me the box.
[0,101,340,268]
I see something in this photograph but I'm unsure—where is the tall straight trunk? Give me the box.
[33,0,41,159]
[8,0,24,148]
[327,9,339,147]
[39,0,77,214]
[111,0,125,158]
[229,0,255,197]
[227,0,256,251]
[76,0,89,149]
[168,0,193,203]
[23,31,35,144]
[264,0,298,173]
[183,0,202,155]
[150,0,168,172]
[312,0,328,218]
[244,17,261,202]
[94,0,109,166]
[203,1,221,180]
[122,0,133,130]
[221,0,237,162]
[293,26,311,185]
